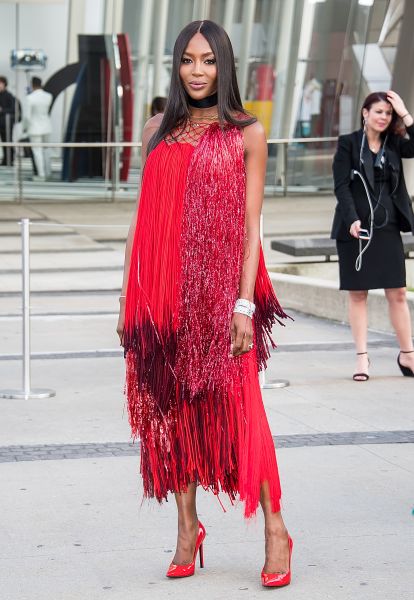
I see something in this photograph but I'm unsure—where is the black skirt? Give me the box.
[336,226,406,290]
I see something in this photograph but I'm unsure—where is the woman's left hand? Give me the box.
[387,90,408,117]
[230,313,254,356]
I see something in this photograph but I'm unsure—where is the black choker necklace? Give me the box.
[187,92,218,109]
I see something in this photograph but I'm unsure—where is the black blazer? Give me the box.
[0,90,18,127]
[331,125,414,240]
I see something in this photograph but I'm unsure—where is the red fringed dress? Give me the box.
[123,120,288,518]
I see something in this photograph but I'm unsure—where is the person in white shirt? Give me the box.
[24,77,53,179]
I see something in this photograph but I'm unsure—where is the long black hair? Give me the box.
[360,92,404,137]
[148,20,255,153]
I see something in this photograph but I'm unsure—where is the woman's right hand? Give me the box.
[116,298,126,346]
[349,220,361,238]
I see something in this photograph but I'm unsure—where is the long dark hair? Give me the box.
[148,20,255,153]
[360,92,404,137]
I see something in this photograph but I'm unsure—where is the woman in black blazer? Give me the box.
[332,90,414,380]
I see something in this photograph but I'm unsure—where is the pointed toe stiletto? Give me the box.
[261,535,293,588]
[398,350,414,377]
[166,521,206,578]
[353,351,370,382]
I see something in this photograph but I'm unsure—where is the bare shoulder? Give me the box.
[142,113,163,140]
[141,113,164,161]
[243,120,266,151]
[140,113,164,165]
[242,120,267,156]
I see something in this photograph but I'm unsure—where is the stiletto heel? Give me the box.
[166,521,206,578]
[353,351,370,382]
[261,535,293,588]
[398,350,414,377]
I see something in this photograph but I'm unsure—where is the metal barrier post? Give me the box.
[282,141,288,197]
[259,214,289,390]
[0,219,56,400]
[111,124,121,202]
[5,114,11,166]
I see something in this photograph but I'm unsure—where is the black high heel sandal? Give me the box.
[397,350,414,377]
[353,351,370,382]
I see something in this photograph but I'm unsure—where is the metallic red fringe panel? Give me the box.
[123,124,288,518]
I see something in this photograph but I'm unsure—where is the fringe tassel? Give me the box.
[126,348,280,517]
[254,247,293,372]
[126,347,240,502]
[124,142,193,418]
[175,124,246,398]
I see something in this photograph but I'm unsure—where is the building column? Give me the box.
[63,0,88,134]
[392,0,414,194]
[271,0,304,186]
[223,0,236,38]
[192,0,211,20]
[152,0,169,98]
[270,0,296,139]
[66,0,86,65]
[133,0,154,141]
[238,0,256,102]
[104,0,124,34]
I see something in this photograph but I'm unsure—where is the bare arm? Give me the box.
[116,113,163,342]
[231,121,267,356]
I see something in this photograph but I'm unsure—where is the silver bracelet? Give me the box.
[233,298,256,318]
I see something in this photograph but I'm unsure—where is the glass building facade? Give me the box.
[0,0,412,200]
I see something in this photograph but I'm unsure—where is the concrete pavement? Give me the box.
[0,198,413,600]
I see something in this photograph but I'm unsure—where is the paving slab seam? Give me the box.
[1,431,413,463]
[0,311,118,318]
[0,247,113,255]
[1,233,75,240]
[0,289,121,298]
[0,340,401,361]
[272,340,398,352]
[0,266,123,275]
[0,218,45,223]
[0,349,124,360]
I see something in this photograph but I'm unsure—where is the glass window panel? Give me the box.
[0,0,409,201]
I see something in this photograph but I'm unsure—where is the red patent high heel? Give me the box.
[261,535,293,588]
[166,521,206,578]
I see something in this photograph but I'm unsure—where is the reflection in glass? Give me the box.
[0,0,409,200]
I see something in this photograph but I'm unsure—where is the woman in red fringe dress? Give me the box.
[117,20,293,587]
